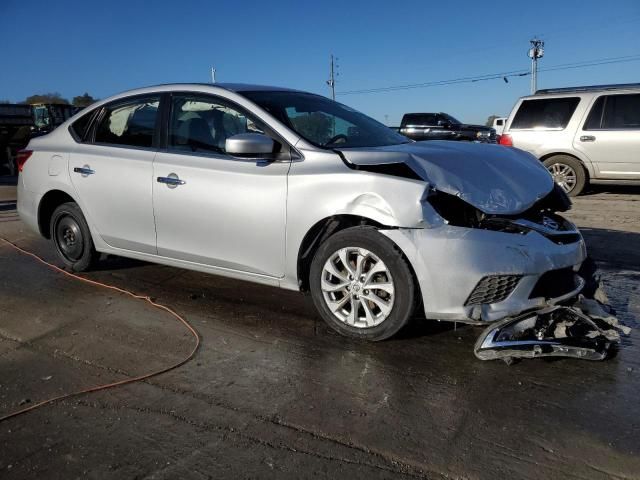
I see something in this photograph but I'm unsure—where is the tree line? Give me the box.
[0,92,98,107]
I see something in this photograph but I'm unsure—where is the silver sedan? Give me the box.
[17,84,586,340]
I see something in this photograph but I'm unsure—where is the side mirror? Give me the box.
[225,133,274,157]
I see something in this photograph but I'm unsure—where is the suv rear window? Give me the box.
[510,97,580,129]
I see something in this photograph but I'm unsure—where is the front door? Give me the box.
[574,93,640,179]
[69,95,160,254]
[152,93,289,277]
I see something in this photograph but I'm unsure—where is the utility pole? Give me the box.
[326,54,336,100]
[211,67,217,84]
[528,38,544,94]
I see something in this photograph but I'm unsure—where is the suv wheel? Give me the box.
[50,202,99,272]
[309,227,417,341]
[543,155,586,196]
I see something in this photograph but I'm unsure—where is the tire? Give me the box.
[50,202,99,272]
[309,226,417,341]
[543,155,587,197]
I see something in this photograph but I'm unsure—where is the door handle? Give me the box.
[73,166,95,176]
[157,174,186,188]
[580,135,596,142]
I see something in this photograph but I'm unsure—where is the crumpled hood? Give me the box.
[337,140,554,215]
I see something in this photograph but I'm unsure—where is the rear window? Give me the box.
[510,97,580,129]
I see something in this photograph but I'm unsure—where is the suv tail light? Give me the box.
[499,134,513,147]
[16,150,33,172]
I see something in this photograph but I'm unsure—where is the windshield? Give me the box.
[33,106,50,129]
[240,91,409,149]
[442,113,462,124]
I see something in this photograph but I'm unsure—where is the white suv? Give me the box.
[500,84,640,196]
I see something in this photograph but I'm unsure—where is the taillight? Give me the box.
[499,134,513,147]
[16,150,33,172]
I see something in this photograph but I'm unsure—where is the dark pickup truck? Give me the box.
[399,112,496,143]
[1,103,78,175]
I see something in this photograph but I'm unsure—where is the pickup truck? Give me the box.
[399,112,496,143]
[1,103,77,175]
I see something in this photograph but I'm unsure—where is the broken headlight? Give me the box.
[425,189,579,244]
[425,190,530,234]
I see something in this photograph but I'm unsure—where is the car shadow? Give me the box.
[582,184,640,196]
[92,254,150,271]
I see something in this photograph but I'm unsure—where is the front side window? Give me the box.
[510,97,580,130]
[94,96,160,148]
[169,95,264,154]
[241,91,409,149]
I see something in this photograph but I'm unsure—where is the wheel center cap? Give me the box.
[352,283,361,292]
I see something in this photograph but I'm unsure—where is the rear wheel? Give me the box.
[50,202,99,271]
[309,227,417,341]
[543,155,586,196]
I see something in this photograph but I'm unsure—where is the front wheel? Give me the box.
[50,202,99,272]
[309,227,417,341]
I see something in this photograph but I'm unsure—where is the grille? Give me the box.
[465,275,521,306]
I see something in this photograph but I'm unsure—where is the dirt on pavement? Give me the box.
[0,183,639,479]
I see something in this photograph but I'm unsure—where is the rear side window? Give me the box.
[584,94,640,130]
[69,110,95,141]
[510,97,580,129]
[603,94,640,129]
[94,96,160,148]
[583,96,605,130]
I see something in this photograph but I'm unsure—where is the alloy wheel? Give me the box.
[320,247,395,328]
[547,162,577,193]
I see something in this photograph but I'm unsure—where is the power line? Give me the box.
[337,54,640,96]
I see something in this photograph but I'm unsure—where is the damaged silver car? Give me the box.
[18,83,591,345]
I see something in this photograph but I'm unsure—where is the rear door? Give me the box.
[69,95,160,254]
[573,93,640,179]
[152,93,289,277]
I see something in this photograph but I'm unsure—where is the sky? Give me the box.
[1,0,639,125]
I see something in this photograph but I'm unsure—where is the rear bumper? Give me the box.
[17,177,40,234]
[382,222,587,323]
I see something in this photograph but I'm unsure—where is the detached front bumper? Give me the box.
[382,220,587,323]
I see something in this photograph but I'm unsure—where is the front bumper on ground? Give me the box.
[382,221,587,324]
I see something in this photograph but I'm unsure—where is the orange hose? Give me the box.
[0,237,200,422]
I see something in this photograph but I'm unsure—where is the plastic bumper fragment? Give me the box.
[474,297,631,362]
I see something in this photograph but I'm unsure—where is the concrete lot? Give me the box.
[0,182,639,479]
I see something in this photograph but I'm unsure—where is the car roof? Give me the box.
[143,82,306,94]
[520,83,640,100]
